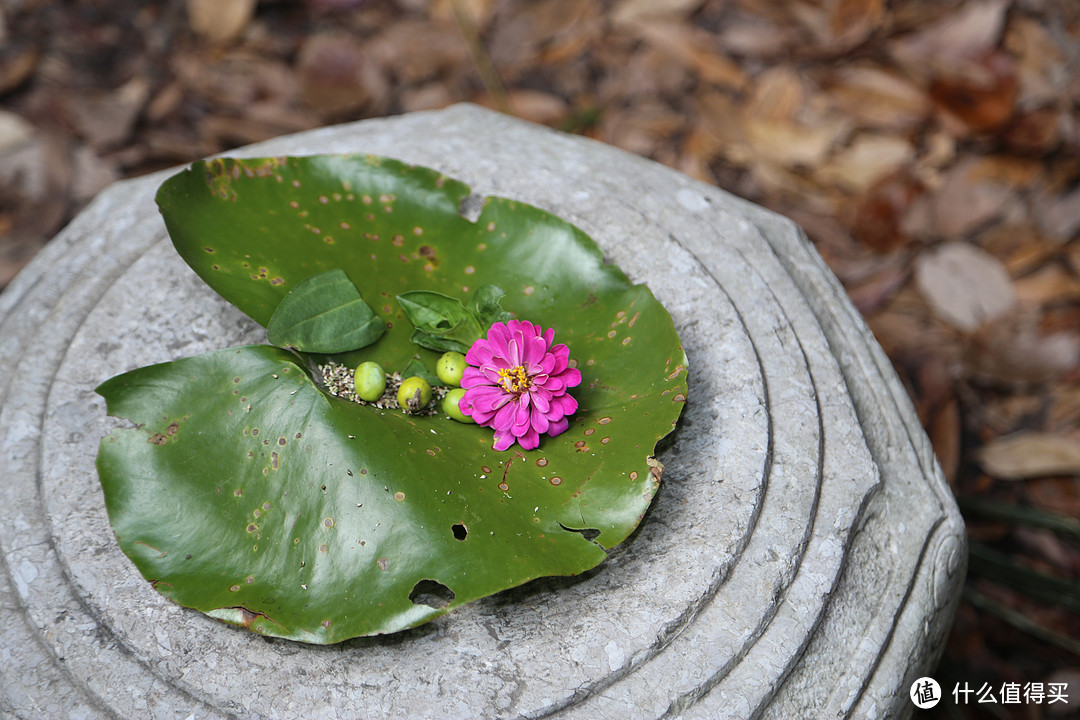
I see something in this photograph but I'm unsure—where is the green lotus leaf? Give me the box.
[265,268,385,353]
[96,154,688,643]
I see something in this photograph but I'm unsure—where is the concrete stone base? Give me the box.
[0,104,964,719]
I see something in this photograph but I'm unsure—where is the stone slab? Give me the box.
[0,104,965,719]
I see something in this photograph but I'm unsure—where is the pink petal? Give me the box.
[547,417,569,437]
[493,401,517,432]
[530,390,551,413]
[538,354,557,375]
[551,393,578,417]
[461,367,488,389]
[553,367,581,387]
[481,365,504,384]
[542,375,566,393]
[469,344,496,367]
[517,428,540,450]
[485,323,512,361]
[530,407,550,434]
[468,386,510,412]
[492,432,515,451]
[522,333,547,366]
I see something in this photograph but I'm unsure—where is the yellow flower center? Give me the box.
[498,365,532,393]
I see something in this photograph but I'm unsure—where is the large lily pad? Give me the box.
[96,154,687,643]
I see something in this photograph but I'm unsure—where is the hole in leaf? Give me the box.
[559,523,601,541]
[451,523,467,541]
[409,579,455,609]
[458,193,485,223]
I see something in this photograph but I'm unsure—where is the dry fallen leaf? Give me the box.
[963,312,1080,387]
[914,241,1017,332]
[611,0,705,25]
[978,431,1080,480]
[928,395,961,485]
[742,117,843,169]
[430,0,497,31]
[65,76,151,150]
[1013,265,1080,305]
[1004,16,1070,106]
[828,0,886,49]
[623,20,747,90]
[929,50,1019,134]
[823,65,932,132]
[889,0,1009,78]
[0,109,33,153]
[930,157,1016,238]
[852,168,924,253]
[296,33,387,118]
[187,0,256,43]
[817,133,915,192]
[1035,184,1080,244]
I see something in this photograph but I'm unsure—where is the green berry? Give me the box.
[353,361,387,402]
[436,351,467,386]
[442,388,473,423]
[397,376,432,413]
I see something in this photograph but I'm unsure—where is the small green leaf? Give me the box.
[401,357,440,386]
[397,290,484,353]
[469,284,511,327]
[265,269,385,353]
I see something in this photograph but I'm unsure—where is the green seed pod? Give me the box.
[353,361,387,401]
[397,376,432,413]
[436,351,467,387]
[442,388,473,423]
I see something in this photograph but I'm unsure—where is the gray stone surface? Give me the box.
[0,104,964,719]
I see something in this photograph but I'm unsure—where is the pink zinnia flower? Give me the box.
[459,319,582,451]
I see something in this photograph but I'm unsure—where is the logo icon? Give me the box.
[911,677,942,709]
